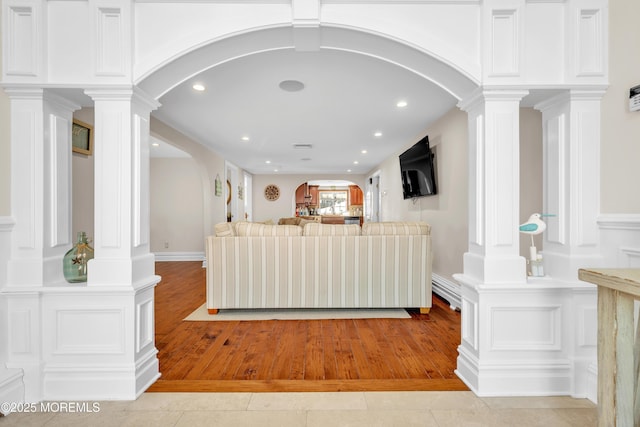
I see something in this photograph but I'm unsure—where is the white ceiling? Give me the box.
[152,48,459,174]
[55,47,559,170]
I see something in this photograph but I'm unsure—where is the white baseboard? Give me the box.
[456,348,573,397]
[432,273,461,310]
[154,252,205,262]
[0,368,24,414]
[42,349,159,401]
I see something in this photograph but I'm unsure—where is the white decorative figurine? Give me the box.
[519,213,554,276]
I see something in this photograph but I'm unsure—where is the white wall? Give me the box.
[0,5,7,217]
[0,88,8,216]
[150,158,203,253]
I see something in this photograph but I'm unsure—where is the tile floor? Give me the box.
[0,391,597,427]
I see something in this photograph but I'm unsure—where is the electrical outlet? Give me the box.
[164,241,169,249]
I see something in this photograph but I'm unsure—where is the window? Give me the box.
[317,190,348,215]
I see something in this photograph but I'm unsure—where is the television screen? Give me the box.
[399,136,437,199]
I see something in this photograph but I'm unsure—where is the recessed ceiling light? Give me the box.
[347,169,352,173]
[374,131,382,137]
[353,160,359,164]
[274,169,279,172]
[241,136,250,141]
[151,142,159,147]
[192,83,206,92]
[361,150,367,154]
[265,160,271,164]
[396,100,408,108]
[279,80,305,92]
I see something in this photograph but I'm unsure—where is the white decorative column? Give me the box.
[455,89,604,398]
[4,89,78,288]
[85,88,157,286]
[456,89,560,396]
[458,89,528,285]
[0,218,23,413]
[37,87,162,400]
[535,91,605,282]
[534,90,605,400]
[1,88,79,402]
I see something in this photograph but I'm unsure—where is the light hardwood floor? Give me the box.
[149,261,467,392]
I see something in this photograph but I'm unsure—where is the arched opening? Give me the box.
[138,24,478,392]
[293,180,363,224]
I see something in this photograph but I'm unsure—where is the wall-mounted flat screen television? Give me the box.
[399,136,437,199]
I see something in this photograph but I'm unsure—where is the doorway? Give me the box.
[366,172,381,223]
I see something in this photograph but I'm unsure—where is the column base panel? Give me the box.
[456,347,575,397]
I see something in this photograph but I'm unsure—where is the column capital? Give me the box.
[84,86,160,111]
[2,86,44,100]
[534,87,607,112]
[458,87,529,112]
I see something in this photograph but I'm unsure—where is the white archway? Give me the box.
[137,25,478,103]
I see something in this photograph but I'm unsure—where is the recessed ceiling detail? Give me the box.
[279,80,305,92]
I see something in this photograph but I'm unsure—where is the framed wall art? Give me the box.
[72,119,93,155]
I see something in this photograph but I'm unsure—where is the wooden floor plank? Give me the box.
[215,322,255,380]
[354,320,399,379]
[321,322,339,380]
[152,261,467,392]
[253,321,288,381]
[267,321,298,380]
[289,321,309,380]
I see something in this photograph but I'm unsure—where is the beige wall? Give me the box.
[151,117,227,235]
[150,158,204,253]
[601,0,640,213]
[519,108,543,259]
[372,108,468,282]
[251,174,366,223]
[72,108,95,239]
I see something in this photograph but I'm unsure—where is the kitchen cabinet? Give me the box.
[295,183,308,205]
[349,185,363,206]
[296,183,319,207]
[308,185,319,206]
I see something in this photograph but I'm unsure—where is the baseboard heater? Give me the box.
[432,273,461,311]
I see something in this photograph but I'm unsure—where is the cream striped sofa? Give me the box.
[205,221,432,314]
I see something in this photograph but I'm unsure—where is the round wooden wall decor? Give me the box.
[264,184,280,201]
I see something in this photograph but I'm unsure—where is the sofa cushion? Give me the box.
[298,218,318,228]
[214,222,236,237]
[362,221,430,236]
[303,223,361,236]
[278,217,301,226]
[236,222,302,237]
